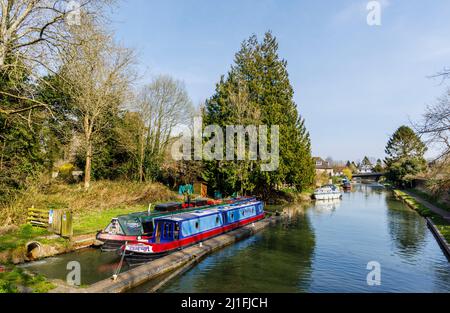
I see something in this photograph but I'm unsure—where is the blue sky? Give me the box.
[110,0,450,162]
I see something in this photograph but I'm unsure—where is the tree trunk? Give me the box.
[139,127,145,183]
[84,141,92,190]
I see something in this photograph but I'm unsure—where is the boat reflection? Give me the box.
[313,198,341,213]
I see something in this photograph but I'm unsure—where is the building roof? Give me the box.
[313,157,333,170]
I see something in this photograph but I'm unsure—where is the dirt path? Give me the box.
[404,191,450,221]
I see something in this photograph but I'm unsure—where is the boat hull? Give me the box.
[314,193,342,200]
[96,234,152,252]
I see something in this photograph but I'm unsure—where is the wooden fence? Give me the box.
[27,207,73,238]
[27,206,49,228]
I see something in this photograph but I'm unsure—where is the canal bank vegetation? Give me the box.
[406,189,450,213]
[0,267,55,293]
[0,180,177,229]
[394,190,450,243]
[0,180,178,264]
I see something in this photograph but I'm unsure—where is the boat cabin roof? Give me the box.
[218,201,259,212]
[155,209,221,223]
[153,201,261,224]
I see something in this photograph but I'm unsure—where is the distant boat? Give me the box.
[314,184,342,200]
[367,182,385,188]
[342,180,352,190]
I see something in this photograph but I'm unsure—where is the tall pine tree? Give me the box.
[203,32,314,197]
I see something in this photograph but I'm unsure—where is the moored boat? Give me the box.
[342,179,352,190]
[96,196,256,251]
[313,184,342,200]
[121,200,265,264]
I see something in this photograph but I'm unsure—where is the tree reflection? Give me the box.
[162,204,316,292]
[385,196,427,259]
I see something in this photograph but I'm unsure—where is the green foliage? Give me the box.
[385,126,427,186]
[57,163,75,182]
[0,75,47,203]
[0,267,55,293]
[373,159,384,173]
[393,190,432,217]
[0,224,48,252]
[0,72,76,204]
[394,189,450,243]
[203,32,314,197]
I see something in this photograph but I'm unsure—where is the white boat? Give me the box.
[313,184,342,200]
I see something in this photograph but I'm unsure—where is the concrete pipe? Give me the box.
[26,241,42,260]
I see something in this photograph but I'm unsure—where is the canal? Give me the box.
[141,184,450,292]
[24,184,450,292]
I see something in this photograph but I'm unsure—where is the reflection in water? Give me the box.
[162,185,450,293]
[314,199,341,214]
[159,205,316,293]
[21,249,125,286]
[385,195,427,261]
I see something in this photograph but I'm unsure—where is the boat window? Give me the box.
[242,210,245,216]
[174,223,180,240]
[164,223,169,237]
[195,221,199,229]
[142,221,153,234]
[216,216,220,224]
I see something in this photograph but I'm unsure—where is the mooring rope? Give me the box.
[113,241,127,280]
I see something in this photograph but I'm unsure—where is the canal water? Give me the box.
[23,184,450,292]
[156,184,450,292]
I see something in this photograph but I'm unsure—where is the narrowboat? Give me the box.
[96,196,256,251]
[121,200,265,263]
[313,184,342,200]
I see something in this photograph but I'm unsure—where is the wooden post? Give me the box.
[51,209,62,235]
[61,210,73,239]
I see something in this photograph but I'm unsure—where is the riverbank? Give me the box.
[0,181,178,262]
[393,189,450,249]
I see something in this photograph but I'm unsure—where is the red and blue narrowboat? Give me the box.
[121,200,265,263]
[96,196,256,252]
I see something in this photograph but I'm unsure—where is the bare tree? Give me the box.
[134,75,193,182]
[414,87,450,195]
[0,0,109,116]
[414,89,450,161]
[60,16,134,189]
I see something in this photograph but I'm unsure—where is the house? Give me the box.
[313,157,334,177]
